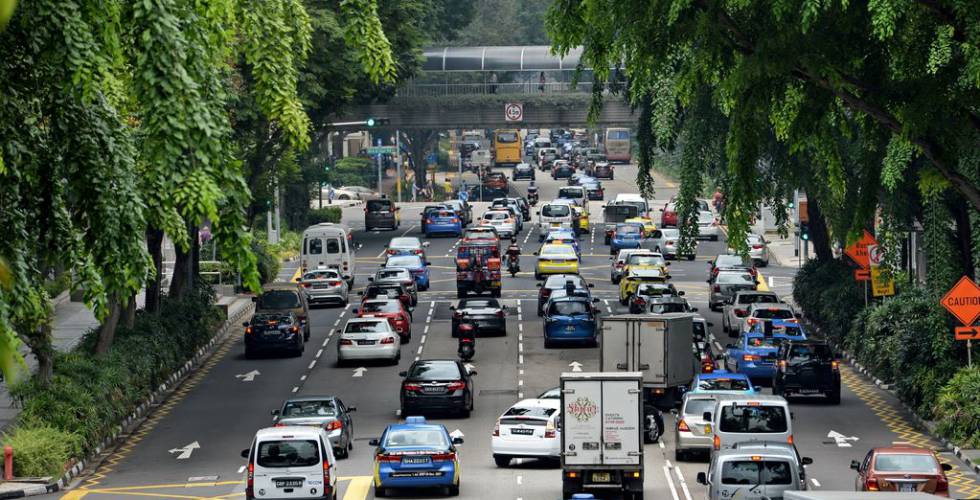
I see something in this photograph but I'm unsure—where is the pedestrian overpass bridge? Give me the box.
[334,45,635,130]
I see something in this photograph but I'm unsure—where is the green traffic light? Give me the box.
[366,118,375,127]
[788,201,795,209]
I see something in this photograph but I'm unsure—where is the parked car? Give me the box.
[337,317,400,365]
[399,359,476,417]
[272,396,356,459]
[851,446,952,496]
[772,340,841,403]
[241,426,338,500]
[450,298,507,336]
[243,312,305,358]
[356,299,412,343]
[298,268,349,307]
[370,416,463,497]
[491,398,561,467]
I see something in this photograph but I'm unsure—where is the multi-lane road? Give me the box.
[50,163,980,500]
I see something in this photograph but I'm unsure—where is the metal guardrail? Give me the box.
[397,81,603,97]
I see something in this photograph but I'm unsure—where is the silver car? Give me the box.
[482,210,517,238]
[708,269,757,311]
[371,267,418,307]
[272,396,356,458]
[648,228,696,260]
[610,249,654,284]
[674,393,718,460]
[697,442,811,500]
[746,233,770,266]
[722,291,781,336]
[299,268,349,306]
[697,210,720,240]
[386,236,429,262]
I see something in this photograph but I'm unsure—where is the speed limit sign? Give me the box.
[504,103,523,122]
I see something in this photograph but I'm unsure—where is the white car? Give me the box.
[696,210,720,240]
[491,398,561,467]
[746,233,770,266]
[648,228,696,260]
[333,185,380,200]
[721,291,781,336]
[739,302,797,335]
[242,426,338,499]
[337,318,400,365]
[482,210,517,238]
[299,268,350,307]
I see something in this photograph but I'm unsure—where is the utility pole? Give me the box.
[375,136,383,195]
[395,130,403,202]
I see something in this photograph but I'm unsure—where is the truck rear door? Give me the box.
[601,379,642,465]
[562,380,603,466]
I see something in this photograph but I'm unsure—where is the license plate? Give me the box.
[401,456,430,464]
[566,325,576,331]
[357,339,374,345]
[551,223,561,227]
[422,386,445,394]
[592,472,611,482]
[898,483,917,492]
[703,424,712,434]
[511,428,534,435]
[275,479,303,488]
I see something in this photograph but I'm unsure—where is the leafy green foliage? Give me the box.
[340,0,397,85]
[792,259,864,341]
[0,425,82,478]
[935,366,980,448]
[308,207,343,225]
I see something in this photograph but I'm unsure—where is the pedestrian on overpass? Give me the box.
[538,71,546,92]
[489,72,498,94]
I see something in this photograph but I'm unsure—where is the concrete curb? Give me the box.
[5,299,255,498]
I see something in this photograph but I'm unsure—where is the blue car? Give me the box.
[371,416,463,497]
[724,324,807,382]
[610,223,643,254]
[689,370,759,395]
[543,296,599,348]
[385,254,430,291]
[424,209,462,237]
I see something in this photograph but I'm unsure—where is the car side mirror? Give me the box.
[449,306,456,310]
[452,437,464,445]
[294,277,302,282]
[241,448,250,459]
[271,409,280,416]
[691,307,699,312]
[367,277,374,282]
[536,283,543,287]
[423,242,430,247]
[706,279,712,283]
[942,463,953,471]
[707,322,714,327]
[702,411,712,421]
[802,457,814,466]
[536,211,540,215]
[469,370,478,376]
[242,321,250,327]
[348,406,357,412]
[678,291,686,296]
[369,439,380,446]
[398,371,407,377]
[850,460,860,471]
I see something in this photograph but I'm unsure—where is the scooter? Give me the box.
[527,191,538,205]
[506,254,520,277]
[457,320,476,361]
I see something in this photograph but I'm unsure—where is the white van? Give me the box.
[706,394,793,452]
[537,202,575,241]
[612,193,651,218]
[301,224,356,287]
[242,426,338,500]
[697,442,811,500]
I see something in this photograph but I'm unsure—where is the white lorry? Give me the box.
[600,314,697,408]
[560,372,645,500]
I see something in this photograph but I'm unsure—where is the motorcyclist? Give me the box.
[526,182,538,204]
[457,317,476,360]
[505,237,521,274]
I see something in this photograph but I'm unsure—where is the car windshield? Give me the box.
[281,400,337,418]
[367,286,401,298]
[629,255,664,266]
[617,225,641,235]
[738,294,778,304]
[747,235,764,244]
[548,237,576,246]
[542,205,571,217]
[460,299,498,309]
[637,284,671,296]
[719,405,788,433]
[747,336,781,347]
[716,255,747,267]
[258,290,302,309]
[650,302,688,313]
[788,344,833,362]
[558,187,584,199]
[383,429,449,448]
[345,320,388,333]
[721,460,793,485]
[484,212,510,221]
[387,256,422,268]
[257,440,319,468]
[545,275,585,288]
[376,270,408,281]
[464,229,495,239]
[541,246,575,257]
[408,362,461,380]
[697,377,750,391]
[390,238,420,248]
[684,398,717,416]
[367,200,393,211]
[717,272,755,284]
[361,301,401,313]
[874,454,939,473]
[303,270,339,280]
[549,301,590,316]
[504,405,556,418]
[754,309,795,319]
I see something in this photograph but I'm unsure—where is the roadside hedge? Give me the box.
[3,287,221,478]
[307,207,342,225]
[935,366,980,448]
[792,258,863,341]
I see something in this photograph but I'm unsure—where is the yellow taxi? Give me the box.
[623,251,670,278]
[572,205,590,234]
[534,243,580,280]
[625,216,657,237]
[619,268,669,304]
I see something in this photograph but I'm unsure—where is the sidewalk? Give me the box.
[765,234,805,268]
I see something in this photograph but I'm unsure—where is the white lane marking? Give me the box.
[308,360,317,370]
[421,335,427,343]
[414,356,420,361]
[333,319,340,326]
[810,478,821,488]
[322,339,329,347]
[518,391,523,398]
[714,341,723,351]
[168,441,200,460]
[315,349,323,358]
[300,375,307,381]
[518,343,524,353]
[516,475,523,485]
[417,345,424,355]
[568,361,583,372]
[659,440,665,449]
[518,323,523,332]
[352,367,367,377]
[519,369,524,375]
[519,333,523,341]
[291,386,299,393]
[424,325,430,334]
[237,465,246,474]
[235,370,260,382]
[519,354,524,364]
[675,465,694,500]
[518,379,524,386]
[663,465,681,500]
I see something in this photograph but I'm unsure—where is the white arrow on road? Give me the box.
[352,367,367,378]
[568,361,583,372]
[169,441,200,460]
[450,429,465,440]
[827,430,859,447]
[235,370,260,382]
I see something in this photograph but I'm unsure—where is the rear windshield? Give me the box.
[504,405,557,418]
[387,256,422,268]
[542,205,571,217]
[376,270,408,281]
[383,429,449,448]
[650,303,687,314]
[464,230,496,239]
[754,309,795,319]
[541,246,575,257]
[719,405,788,433]
[747,336,781,347]
[408,362,461,380]
[684,398,716,416]
[259,290,301,309]
[874,454,939,473]
[693,322,706,339]
[459,299,498,309]
[716,255,748,267]
[629,255,664,266]
[697,377,750,392]
[367,200,393,211]
[257,440,319,468]
[717,272,755,284]
[617,225,641,235]
[496,132,519,143]
[558,187,584,199]
[721,460,793,485]
[549,301,590,316]
[367,286,401,298]
[484,212,510,221]
[303,271,339,280]
[281,400,337,418]
[788,344,833,362]
[737,294,779,305]
[345,321,388,333]
[361,301,401,313]
[545,275,585,288]
[608,130,630,140]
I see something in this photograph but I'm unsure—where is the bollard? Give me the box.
[3,445,11,480]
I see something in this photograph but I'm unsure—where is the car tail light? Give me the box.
[290,326,299,334]
[864,477,879,491]
[832,360,840,371]
[339,338,353,345]
[713,435,721,450]
[298,315,307,322]
[734,309,747,317]
[666,240,676,245]
[752,244,763,249]
[430,452,456,462]
[380,336,396,344]
[245,326,253,335]
[414,249,423,254]
[246,461,254,496]
[387,249,396,255]
[702,361,714,373]
[713,285,721,292]
[677,419,690,432]
[447,381,466,391]
[747,318,759,326]
[451,218,459,223]
[635,297,646,306]
[327,280,340,287]
[493,420,500,436]
[615,262,624,268]
[936,474,949,493]
[322,458,331,497]
[401,294,410,303]
[343,262,349,272]
[545,422,557,438]
[302,282,312,288]
[378,454,402,462]
[403,383,421,392]
[743,354,761,362]
[326,420,343,431]
[787,434,794,445]
[496,310,505,317]
[778,360,787,369]
[541,289,552,297]
[426,219,433,224]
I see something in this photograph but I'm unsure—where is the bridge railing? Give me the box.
[396,81,607,97]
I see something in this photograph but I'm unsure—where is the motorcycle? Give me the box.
[506,253,520,277]
[457,320,476,361]
[527,191,538,205]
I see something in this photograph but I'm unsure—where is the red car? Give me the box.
[356,298,412,343]
[660,202,677,227]
[851,447,952,496]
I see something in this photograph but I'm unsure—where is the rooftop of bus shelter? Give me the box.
[421,46,606,72]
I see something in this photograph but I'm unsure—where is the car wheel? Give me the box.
[544,338,553,349]
[827,390,841,405]
[374,486,388,498]
[534,273,542,280]
[675,449,687,462]
[391,351,400,365]
[494,455,511,467]
[447,484,460,496]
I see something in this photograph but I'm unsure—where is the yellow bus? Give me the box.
[604,128,632,164]
[493,129,522,167]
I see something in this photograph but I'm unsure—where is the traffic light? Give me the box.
[800,222,810,241]
[788,200,795,209]
[366,117,390,127]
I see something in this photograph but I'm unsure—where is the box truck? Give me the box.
[560,372,644,500]
[600,314,696,408]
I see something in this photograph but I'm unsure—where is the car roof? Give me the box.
[749,303,794,311]
[282,395,338,404]
[718,442,798,459]
[255,426,323,439]
[390,237,421,246]
[506,398,561,411]
[262,284,301,292]
[544,274,584,285]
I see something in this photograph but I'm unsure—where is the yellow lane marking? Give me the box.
[63,477,374,500]
[59,492,89,500]
[755,270,770,292]
[343,476,373,500]
[290,265,302,282]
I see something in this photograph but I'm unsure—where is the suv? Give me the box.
[241,426,338,500]
[243,312,305,358]
[513,162,535,180]
[722,291,780,336]
[772,340,841,404]
[255,285,310,341]
[365,198,400,231]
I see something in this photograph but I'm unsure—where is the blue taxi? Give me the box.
[610,223,643,253]
[543,295,599,348]
[371,416,462,497]
[424,209,463,237]
[384,254,431,291]
[689,370,758,395]
[723,321,807,382]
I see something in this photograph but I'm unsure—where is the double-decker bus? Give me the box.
[604,128,632,164]
[493,129,522,167]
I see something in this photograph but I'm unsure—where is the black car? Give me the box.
[399,360,476,417]
[552,162,574,179]
[451,298,507,336]
[772,340,841,404]
[585,183,604,201]
[243,312,305,358]
[513,163,535,180]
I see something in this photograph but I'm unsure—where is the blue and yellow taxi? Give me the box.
[371,416,463,497]
[689,371,759,395]
[543,229,581,257]
[534,243,580,279]
[723,321,807,381]
[542,295,599,348]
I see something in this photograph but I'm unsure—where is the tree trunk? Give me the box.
[806,195,834,262]
[950,200,975,280]
[169,223,200,298]
[122,292,137,329]
[145,227,164,313]
[95,295,122,355]
[29,324,54,385]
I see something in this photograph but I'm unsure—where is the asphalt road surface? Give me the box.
[49,162,980,500]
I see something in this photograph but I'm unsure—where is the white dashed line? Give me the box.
[300,375,307,381]
[308,360,317,370]
[333,319,341,326]
[675,466,693,500]
[519,354,524,364]
[810,478,821,488]
[322,339,329,347]
[315,349,323,358]
[417,345,424,355]
[519,343,524,353]
[516,476,523,485]
[291,386,299,393]
[659,440,665,449]
[424,325,430,334]
[421,335,427,344]
[518,380,523,386]
[518,323,523,332]
[663,465,681,500]
[238,465,246,474]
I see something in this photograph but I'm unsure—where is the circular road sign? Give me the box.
[504,103,523,122]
